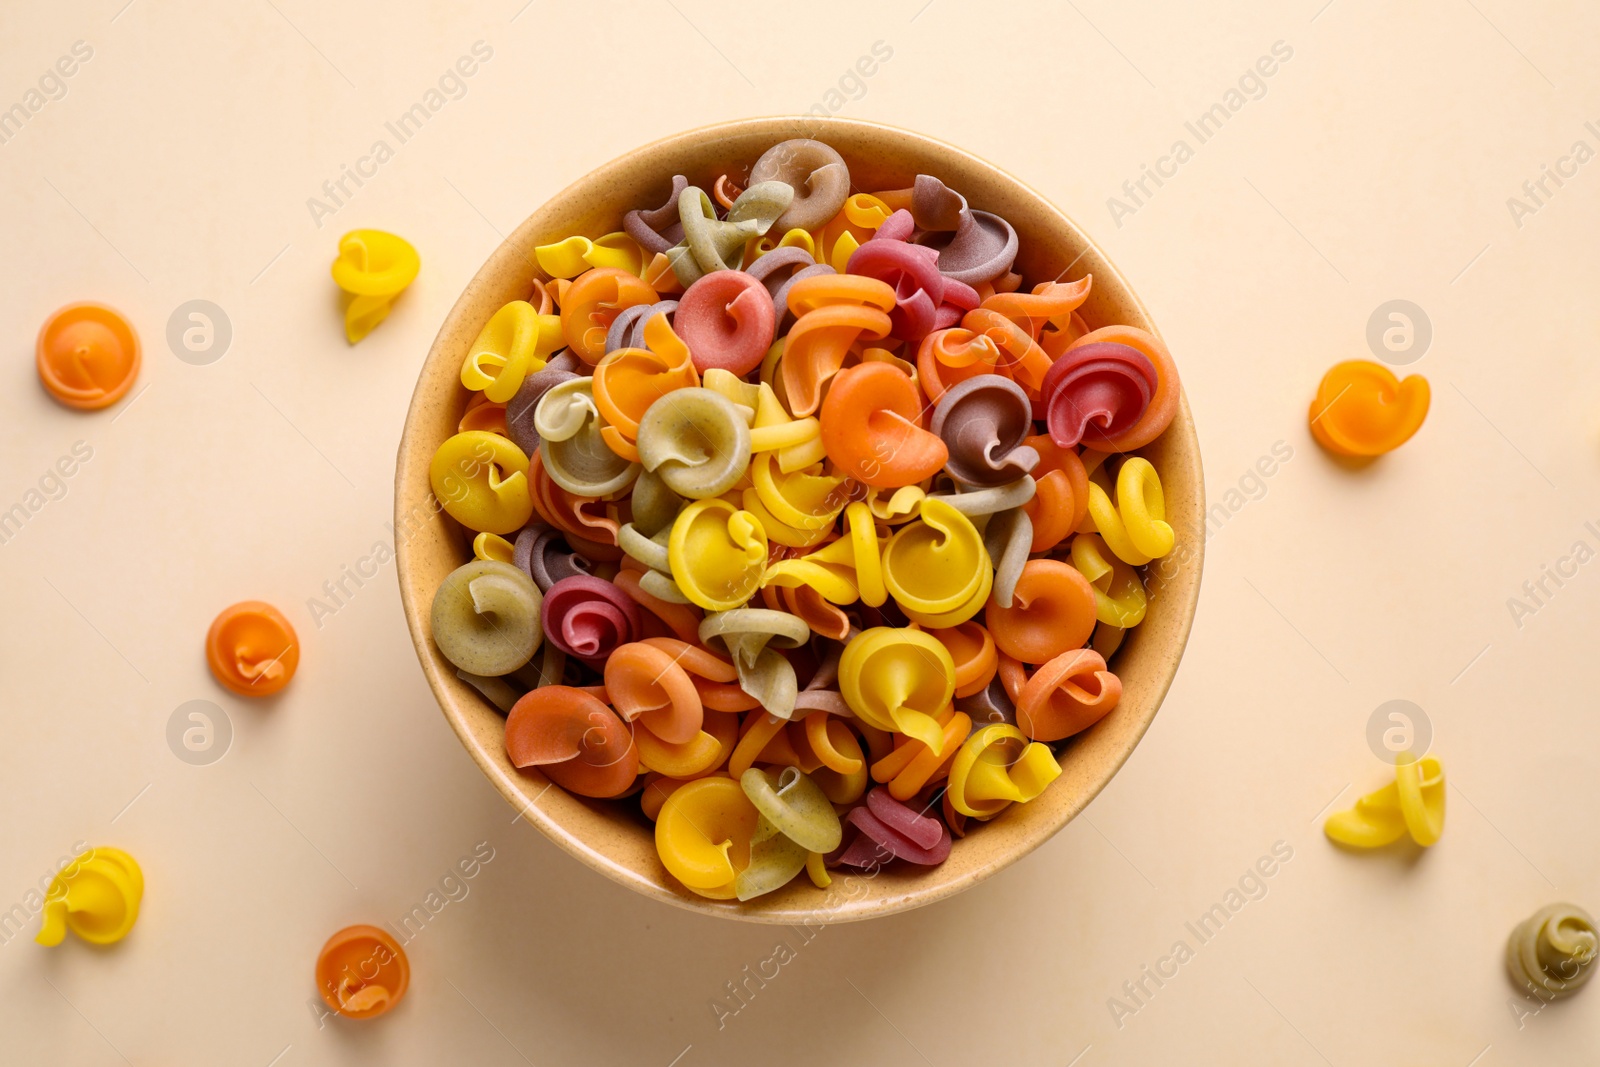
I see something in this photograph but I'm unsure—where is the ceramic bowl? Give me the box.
[395,116,1204,923]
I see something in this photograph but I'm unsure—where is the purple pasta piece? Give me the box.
[930,374,1041,487]
[624,174,690,255]
[909,174,1019,285]
[749,139,850,232]
[745,245,815,287]
[837,795,951,866]
[506,359,581,455]
[513,524,594,592]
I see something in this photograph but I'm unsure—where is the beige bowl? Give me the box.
[395,117,1203,924]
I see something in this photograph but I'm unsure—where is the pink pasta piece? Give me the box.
[1041,342,1158,449]
[674,270,777,375]
[540,575,643,664]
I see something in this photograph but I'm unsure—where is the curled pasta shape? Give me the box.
[527,451,623,553]
[430,559,543,676]
[769,263,836,335]
[618,521,673,575]
[929,374,1040,486]
[981,276,1092,338]
[534,378,640,497]
[1325,756,1446,849]
[1309,360,1430,456]
[1086,457,1175,566]
[655,776,759,897]
[847,212,975,343]
[593,311,700,458]
[1070,532,1147,627]
[839,627,955,751]
[982,507,1033,609]
[750,139,851,232]
[985,559,1097,664]
[604,641,705,744]
[1506,905,1598,1000]
[669,182,793,287]
[762,502,885,607]
[534,231,644,279]
[741,766,842,853]
[624,174,689,255]
[1042,342,1158,449]
[820,363,948,488]
[916,326,1002,403]
[460,299,563,403]
[834,788,951,867]
[751,453,847,532]
[668,499,768,611]
[881,499,992,628]
[675,269,777,375]
[1065,326,1180,451]
[959,308,1053,393]
[946,723,1060,818]
[908,174,1019,285]
[505,352,580,456]
[505,686,638,798]
[430,430,534,535]
[539,574,643,663]
[927,621,999,700]
[560,267,659,365]
[513,524,594,591]
[779,274,896,416]
[700,608,810,718]
[1013,648,1122,742]
[736,379,824,473]
[636,387,752,499]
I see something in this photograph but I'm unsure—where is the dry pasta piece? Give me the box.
[985,559,1097,664]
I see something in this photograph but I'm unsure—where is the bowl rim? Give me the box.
[395,115,1204,923]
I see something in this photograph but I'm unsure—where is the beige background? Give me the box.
[2,1,1596,1064]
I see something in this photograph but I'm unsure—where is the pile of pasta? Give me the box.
[426,139,1181,901]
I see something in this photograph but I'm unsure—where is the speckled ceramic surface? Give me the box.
[394,117,1204,924]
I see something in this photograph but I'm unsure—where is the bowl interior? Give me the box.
[395,117,1204,923]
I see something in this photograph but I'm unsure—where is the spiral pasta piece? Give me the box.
[881,498,992,627]
[839,627,955,750]
[505,353,580,456]
[534,378,641,497]
[675,269,777,376]
[834,788,951,867]
[1022,435,1089,554]
[741,766,843,854]
[750,139,851,232]
[762,502,886,608]
[908,174,1019,285]
[430,560,543,676]
[655,776,758,897]
[946,723,1061,818]
[700,608,810,718]
[535,231,645,279]
[1012,648,1122,742]
[1064,326,1180,452]
[513,524,593,591]
[1309,360,1430,456]
[505,686,638,798]
[930,374,1040,486]
[669,182,793,287]
[539,574,643,664]
[592,311,700,461]
[1041,341,1158,450]
[985,559,1097,664]
[460,299,563,403]
[820,363,948,488]
[661,499,763,611]
[430,431,534,535]
[1086,457,1175,566]
[779,274,896,416]
[1506,905,1598,1000]
[559,267,658,365]
[1324,757,1445,848]
[1069,532,1147,628]
[636,387,752,499]
[982,507,1033,609]
[981,276,1092,338]
[604,641,705,744]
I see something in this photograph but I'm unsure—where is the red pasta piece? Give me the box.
[540,575,643,664]
[673,269,777,375]
[505,686,639,798]
[1041,342,1158,449]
